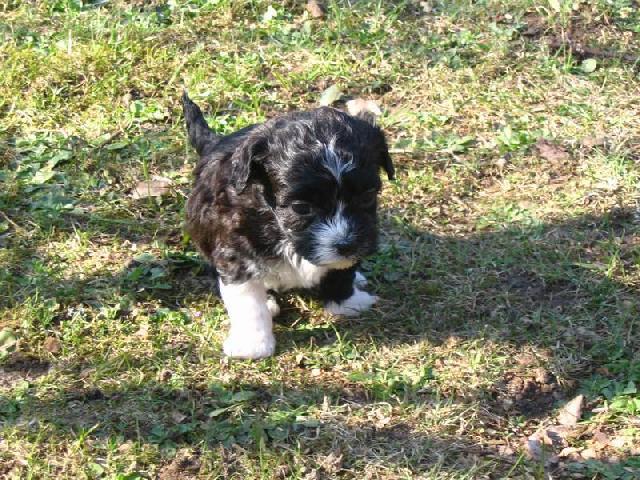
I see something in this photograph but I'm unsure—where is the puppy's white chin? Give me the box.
[325,288,378,316]
[223,330,276,359]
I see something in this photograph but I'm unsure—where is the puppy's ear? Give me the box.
[182,91,218,156]
[230,128,269,192]
[379,148,395,180]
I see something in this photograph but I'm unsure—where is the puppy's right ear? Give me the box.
[182,91,218,156]
[230,128,269,193]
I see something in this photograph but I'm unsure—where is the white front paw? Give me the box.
[354,271,368,288]
[266,295,281,317]
[223,330,276,359]
[325,288,378,317]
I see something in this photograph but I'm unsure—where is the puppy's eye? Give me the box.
[290,201,313,215]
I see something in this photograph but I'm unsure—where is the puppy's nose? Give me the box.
[335,240,357,257]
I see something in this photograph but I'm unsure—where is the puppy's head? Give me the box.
[231,107,394,269]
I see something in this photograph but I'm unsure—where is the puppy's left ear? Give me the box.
[379,148,395,180]
[230,128,269,192]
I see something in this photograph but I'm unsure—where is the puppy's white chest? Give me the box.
[263,255,328,292]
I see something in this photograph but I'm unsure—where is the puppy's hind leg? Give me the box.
[219,278,276,359]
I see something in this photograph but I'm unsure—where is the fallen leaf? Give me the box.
[534,367,552,384]
[557,394,584,427]
[497,444,515,456]
[319,84,342,106]
[592,430,610,449]
[132,176,173,199]
[134,323,149,338]
[43,337,62,354]
[610,436,627,449]
[548,0,561,13]
[580,447,598,460]
[171,410,187,423]
[0,328,17,353]
[302,469,320,480]
[317,450,343,474]
[262,5,278,22]
[558,446,581,460]
[525,436,544,460]
[536,139,569,162]
[346,98,382,118]
[581,136,606,148]
[543,425,573,448]
[306,0,325,18]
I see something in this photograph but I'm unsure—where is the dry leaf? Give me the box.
[525,437,544,460]
[592,430,610,449]
[132,176,173,199]
[497,445,515,456]
[542,425,572,448]
[557,394,584,427]
[319,85,342,106]
[134,323,149,338]
[558,446,581,460]
[610,436,627,449]
[317,451,343,474]
[580,447,598,460]
[536,139,569,162]
[581,136,606,148]
[44,336,62,354]
[171,410,187,423]
[306,0,325,18]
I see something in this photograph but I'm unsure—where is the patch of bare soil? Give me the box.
[157,449,201,480]
[0,353,50,389]
[493,366,563,417]
[521,9,639,64]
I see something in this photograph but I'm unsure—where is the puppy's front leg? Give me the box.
[219,279,276,359]
[321,268,378,316]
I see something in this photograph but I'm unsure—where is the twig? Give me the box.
[0,210,23,232]
[548,38,640,64]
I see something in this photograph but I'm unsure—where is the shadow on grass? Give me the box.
[2,205,639,477]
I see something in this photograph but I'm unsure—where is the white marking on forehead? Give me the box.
[323,137,354,182]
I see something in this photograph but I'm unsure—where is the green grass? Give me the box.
[1,0,640,478]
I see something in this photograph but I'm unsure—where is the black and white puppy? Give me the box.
[182,92,394,359]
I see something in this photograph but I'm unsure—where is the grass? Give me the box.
[1,0,640,478]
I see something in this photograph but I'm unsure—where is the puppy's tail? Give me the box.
[182,91,218,156]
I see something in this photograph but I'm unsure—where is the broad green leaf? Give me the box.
[319,84,342,106]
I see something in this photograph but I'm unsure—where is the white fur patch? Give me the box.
[325,287,378,316]
[354,271,367,287]
[311,202,355,268]
[219,279,275,359]
[263,244,329,291]
[324,138,354,182]
[266,295,281,317]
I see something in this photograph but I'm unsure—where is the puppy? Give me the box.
[182,92,394,359]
